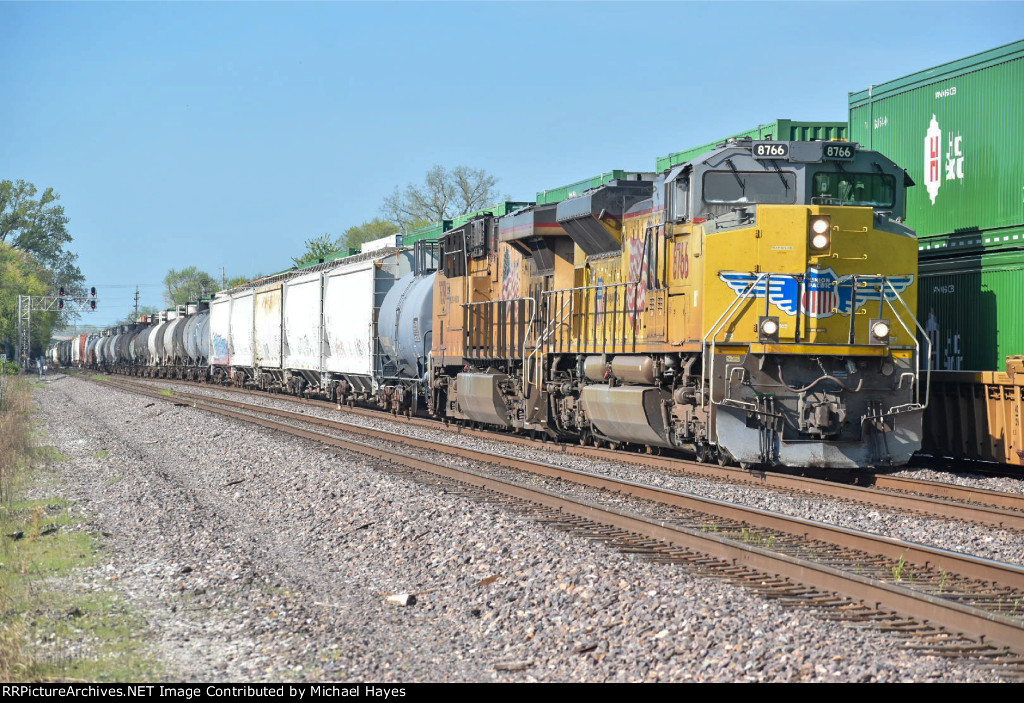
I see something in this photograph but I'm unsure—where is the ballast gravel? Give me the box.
[150,378,1024,566]
[30,374,1015,682]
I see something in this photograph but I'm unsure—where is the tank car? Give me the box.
[430,138,925,469]
[376,240,438,414]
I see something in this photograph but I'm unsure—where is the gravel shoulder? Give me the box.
[29,373,1014,682]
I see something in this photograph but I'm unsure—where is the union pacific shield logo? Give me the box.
[719,268,914,320]
[802,271,838,318]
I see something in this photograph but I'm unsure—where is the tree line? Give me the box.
[0,179,85,359]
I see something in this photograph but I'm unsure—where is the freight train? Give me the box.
[54,137,926,470]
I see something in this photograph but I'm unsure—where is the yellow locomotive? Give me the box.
[431,138,925,469]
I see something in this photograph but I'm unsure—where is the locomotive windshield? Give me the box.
[812,172,895,207]
[703,171,796,204]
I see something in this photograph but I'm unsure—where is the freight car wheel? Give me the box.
[695,444,709,463]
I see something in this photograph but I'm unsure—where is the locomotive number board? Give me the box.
[823,142,856,160]
[751,142,789,159]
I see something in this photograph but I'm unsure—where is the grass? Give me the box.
[0,376,34,504]
[0,377,160,682]
[157,389,174,397]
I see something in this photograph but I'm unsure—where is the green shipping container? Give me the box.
[536,171,650,206]
[849,40,1024,248]
[920,248,1024,371]
[450,201,533,229]
[403,220,451,246]
[655,119,848,173]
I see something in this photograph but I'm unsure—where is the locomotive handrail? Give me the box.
[883,277,931,410]
[703,272,767,430]
[528,291,576,393]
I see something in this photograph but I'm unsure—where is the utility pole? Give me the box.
[133,286,140,320]
[221,266,226,289]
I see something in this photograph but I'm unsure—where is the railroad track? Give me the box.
[82,372,1024,671]
[88,371,1024,530]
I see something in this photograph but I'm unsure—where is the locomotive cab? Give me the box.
[680,138,924,467]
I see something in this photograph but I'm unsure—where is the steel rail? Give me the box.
[92,374,1024,654]
[98,375,1024,589]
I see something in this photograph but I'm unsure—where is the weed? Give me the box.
[37,446,67,463]
[891,549,909,582]
[94,450,110,460]
[938,568,948,593]
[158,389,174,397]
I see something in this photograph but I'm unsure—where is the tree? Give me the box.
[0,180,71,266]
[291,234,342,268]
[342,218,399,251]
[381,165,502,231]
[163,267,218,306]
[0,179,85,329]
[0,241,54,357]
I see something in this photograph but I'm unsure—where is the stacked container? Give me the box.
[849,39,1024,374]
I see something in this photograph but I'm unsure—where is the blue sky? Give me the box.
[2,1,1022,326]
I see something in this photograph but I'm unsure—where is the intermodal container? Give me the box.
[920,248,1024,372]
[450,202,533,229]
[655,119,847,173]
[403,220,451,246]
[849,40,1024,245]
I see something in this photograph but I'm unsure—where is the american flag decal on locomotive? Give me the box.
[501,247,521,322]
[719,267,914,320]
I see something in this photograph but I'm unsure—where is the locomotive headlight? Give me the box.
[808,216,832,251]
[758,316,780,342]
[870,319,891,344]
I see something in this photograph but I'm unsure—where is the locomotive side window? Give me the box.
[813,172,895,207]
[703,171,796,204]
[672,177,690,221]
